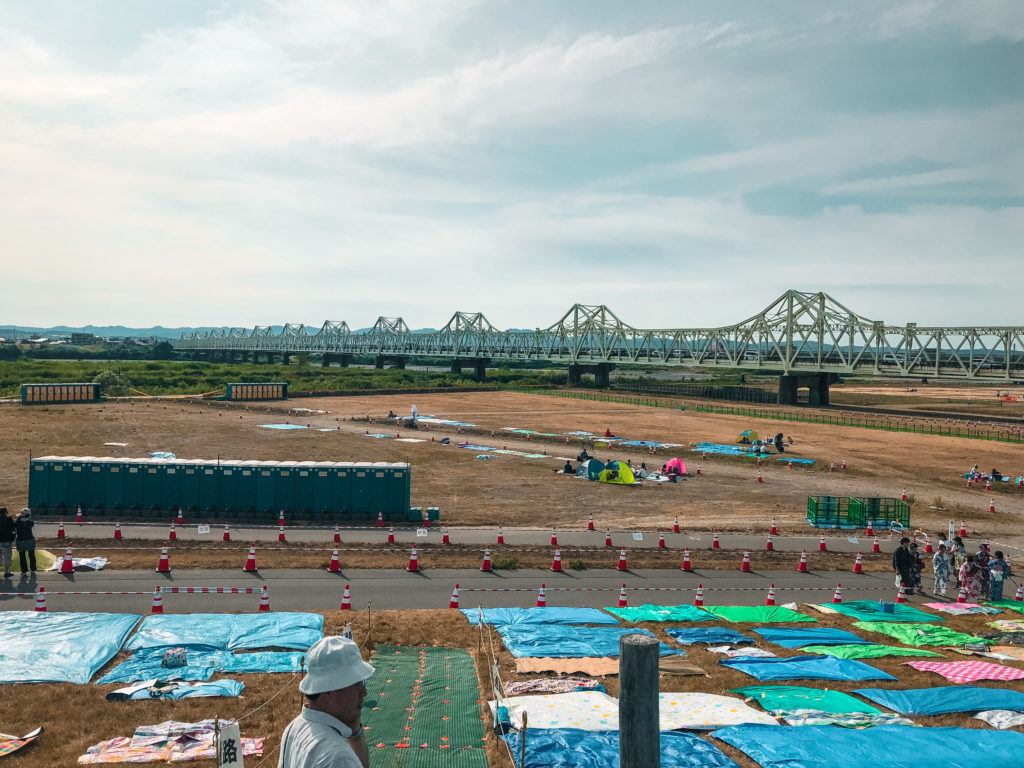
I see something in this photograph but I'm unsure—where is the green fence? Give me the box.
[807,496,910,529]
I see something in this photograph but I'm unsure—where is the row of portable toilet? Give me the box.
[28,456,411,521]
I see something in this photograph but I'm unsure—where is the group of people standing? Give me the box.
[0,506,37,578]
[894,534,1011,601]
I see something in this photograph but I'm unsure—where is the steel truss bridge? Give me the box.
[172,291,1024,404]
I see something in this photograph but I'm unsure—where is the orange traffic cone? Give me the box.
[56,521,66,539]
[924,536,933,554]
[407,547,419,572]
[587,513,595,531]
[1014,583,1024,602]
[278,525,287,543]
[604,531,613,547]
[242,544,258,572]
[829,462,836,473]
[278,510,285,527]
[712,533,721,550]
[796,550,808,573]
[986,480,993,491]
[959,521,967,538]
[696,463,702,475]
[76,506,83,525]
[770,518,778,536]
[842,460,848,470]
[340,584,352,610]
[989,499,996,513]
[895,584,907,603]
[333,525,341,544]
[223,525,232,542]
[617,549,628,572]
[551,548,562,572]
[740,550,751,572]
[852,553,863,574]
[872,537,881,553]
[387,526,396,544]
[757,471,764,484]
[900,489,908,501]
[617,584,628,608]
[956,586,968,604]
[175,507,184,526]
[536,583,547,607]
[764,583,776,606]
[113,522,123,541]
[787,460,794,470]
[481,549,493,573]
[376,511,384,528]
[694,583,705,606]
[681,548,693,572]
[818,536,827,552]
[832,583,843,603]
[258,585,270,612]
[449,584,461,609]
[765,535,774,552]
[865,520,874,537]
[168,522,177,542]
[673,516,681,534]
[441,526,450,545]
[657,533,666,549]
[550,530,559,547]
[34,586,47,612]
[59,544,74,574]
[155,544,171,573]
[327,547,341,573]
[150,586,164,614]
[497,527,505,545]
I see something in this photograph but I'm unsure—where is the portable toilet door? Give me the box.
[160,462,181,513]
[178,461,201,512]
[235,461,259,514]
[293,463,316,516]
[255,463,277,514]
[122,460,145,511]
[332,463,353,521]
[67,458,90,513]
[219,463,237,513]
[350,463,372,519]
[143,461,163,511]
[197,461,222,514]
[28,458,50,510]
[104,459,125,511]
[86,460,107,512]
[274,462,297,515]
[49,457,69,511]
[312,462,334,517]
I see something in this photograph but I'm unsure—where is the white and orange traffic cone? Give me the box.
[536,583,547,607]
[407,547,419,572]
[986,479,993,491]
[441,526,450,545]
[924,536,933,554]
[327,547,341,573]
[895,584,908,603]
[480,549,493,573]
[764,583,776,606]
[900,489,908,501]
[829,462,836,472]
[34,586,47,612]
[956,586,968,604]
[150,586,163,614]
[340,584,352,610]
[376,511,384,528]
[387,526,396,545]
[56,521,66,539]
[551,548,563,572]
[617,584,628,608]
[796,550,808,573]
[832,583,843,603]
[333,525,341,544]
[604,531,613,547]
[872,537,881,553]
[842,460,848,470]
[59,544,74,574]
[1014,583,1024,602]
[673,516,681,534]
[75,505,83,525]
[770,518,778,536]
[278,510,286,528]
[587,513,595,531]
[449,584,461,609]
[223,525,231,542]
[712,533,721,550]
[497,527,505,545]
[278,525,287,543]
[696,463,702,475]
[658,533,667,549]
[175,507,184,526]
[242,544,258,572]
[694,583,705,607]
[757,471,764,484]
[258,585,270,612]
[852,553,863,574]
[155,544,171,573]
[765,535,774,552]
[865,520,874,537]
[681,548,693,572]
[818,535,827,552]
[113,522,123,541]
[959,521,967,538]
[168,522,177,542]
[550,530,559,547]
[787,460,794,470]
[989,499,997,513]
[617,549,628,572]
[740,550,751,573]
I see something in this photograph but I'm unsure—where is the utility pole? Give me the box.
[619,633,659,768]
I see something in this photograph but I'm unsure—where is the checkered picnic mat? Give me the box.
[907,660,1024,683]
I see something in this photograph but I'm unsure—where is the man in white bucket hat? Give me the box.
[278,636,375,768]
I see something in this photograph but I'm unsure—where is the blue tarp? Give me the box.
[713,724,1024,768]
[854,686,1024,715]
[497,625,679,659]
[720,655,895,682]
[754,627,870,649]
[124,613,323,651]
[0,611,140,684]
[97,648,304,684]
[461,607,619,627]
[504,729,739,768]
[666,628,753,645]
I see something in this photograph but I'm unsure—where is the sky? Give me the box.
[1,0,1022,330]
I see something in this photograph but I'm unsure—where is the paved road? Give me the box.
[0,567,921,613]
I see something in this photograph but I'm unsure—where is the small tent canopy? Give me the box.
[665,457,687,475]
[577,459,606,481]
[737,430,760,444]
[599,460,636,485]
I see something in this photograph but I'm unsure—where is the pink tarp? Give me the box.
[906,660,1024,684]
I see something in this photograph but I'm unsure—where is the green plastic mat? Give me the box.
[852,622,986,647]
[604,604,716,623]
[706,605,816,623]
[823,600,942,623]
[987,600,1024,614]
[362,645,487,767]
[732,685,881,714]
[801,643,943,659]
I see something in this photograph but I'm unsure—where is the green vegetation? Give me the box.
[0,359,565,398]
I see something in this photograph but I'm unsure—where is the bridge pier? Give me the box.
[451,358,490,380]
[281,352,291,365]
[567,363,615,388]
[375,356,406,369]
[778,373,836,406]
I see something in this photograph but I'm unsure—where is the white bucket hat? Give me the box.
[299,636,375,695]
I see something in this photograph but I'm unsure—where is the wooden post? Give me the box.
[619,633,659,768]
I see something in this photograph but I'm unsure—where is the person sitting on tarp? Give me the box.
[774,433,785,453]
[439,437,451,445]
[560,461,573,474]
[577,449,591,462]
[604,428,613,438]
[387,410,396,419]
[992,468,1004,482]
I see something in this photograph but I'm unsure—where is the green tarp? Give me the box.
[852,622,986,647]
[732,685,880,715]
[362,645,487,767]
[706,606,816,624]
[801,644,943,659]
[987,600,1024,614]
[605,604,716,623]
[824,601,942,623]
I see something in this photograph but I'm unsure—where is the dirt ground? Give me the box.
[2,392,1022,540]
[833,382,1024,418]
[6,605,1024,768]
